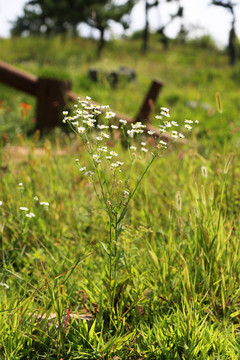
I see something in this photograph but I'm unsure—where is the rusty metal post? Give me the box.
[135,79,163,124]
[36,78,72,131]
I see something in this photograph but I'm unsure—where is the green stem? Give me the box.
[95,165,111,216]
[114,213,118,280]
[216,176,226,234]
[118,154,157,224]
[109,214,113,310]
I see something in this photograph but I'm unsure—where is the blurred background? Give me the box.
[1,0,240,47]
[0,0,240,139]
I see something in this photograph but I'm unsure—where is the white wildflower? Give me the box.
[160,107,170,117]
[127,130,134,138]
[141,148,148,152]
[164,121,172,128]
[69,115,78,122]
[110,151,118,157]
[87,121,94,128]
[98,146,107,152]
[97,124,109,129]
[132,122,146,129]
[83,114,93,119]
[161,107,169,112]
[40,202,49,206]
[159,127,166,133]
[172,130,178,139]
[111,163,119,168]
[72,121,79,127]
[147,130,155,135]
[119,119,127,125]
[26,212,35,218]
[91,104,100,109]
[79,167,86,171]
[179,133,185,139]
[130,146,137,151]
[92,154,101,163]
[185,124,192,130]
[78,101,87,107]
[106,111,116,118]
[100,132,110,139]
[77,127,85,134]
[0,282,9,289]
[20,207,28,211]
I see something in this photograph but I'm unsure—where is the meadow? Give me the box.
[0,34,240,359]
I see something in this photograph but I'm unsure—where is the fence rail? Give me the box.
[0,60,165,137]
[0,61,38,96]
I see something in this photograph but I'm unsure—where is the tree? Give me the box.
[212,1,238,65]
[11,0,136,56]
[141,0,183,53]
[158,2,183,49]
[86,0,136,56]
[11,0,94,36]
[142,0,158,53]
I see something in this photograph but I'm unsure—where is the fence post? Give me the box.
[36,78,72,131]
[135,79,164,124]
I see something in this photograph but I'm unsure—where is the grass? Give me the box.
[0,34,240,359]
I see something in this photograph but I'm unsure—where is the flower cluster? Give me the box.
[63,97,198,211]
[20,206,36,218]
[63,97,127,178]
[18,186,50,219]
[156,107,185,141]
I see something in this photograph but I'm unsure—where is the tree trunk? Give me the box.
[142,0,149,53]
[228,24,237,66]
[97,27,105,57]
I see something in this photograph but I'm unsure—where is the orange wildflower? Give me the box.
[20,102,32,117]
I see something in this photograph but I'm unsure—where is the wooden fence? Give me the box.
[0,60,164,136]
